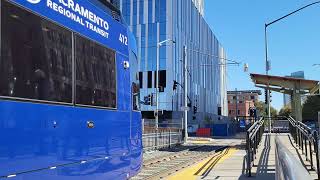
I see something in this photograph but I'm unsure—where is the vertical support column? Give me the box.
[305,136,308,160]
[310,140,314,169]
[155,41,160,148]
[183,46,188,143]
[235,88,238,120]
[292,86,302,122]
[246,131,251,177]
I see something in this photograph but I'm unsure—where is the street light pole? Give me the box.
[155,39,175,147]
[184,46,188,143]
[264,1,320,129]
[264,24,271,133]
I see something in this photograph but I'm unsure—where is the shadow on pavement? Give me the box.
[238,134,275,180]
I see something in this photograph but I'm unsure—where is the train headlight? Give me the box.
[123,61,130,69]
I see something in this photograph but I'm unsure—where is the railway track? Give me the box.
[131,145,228,180]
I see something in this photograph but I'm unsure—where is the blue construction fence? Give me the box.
[205,123,239,136]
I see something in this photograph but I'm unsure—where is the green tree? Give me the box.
[254,101,278,117]
[279,105,292,117]
[302,95,320,121]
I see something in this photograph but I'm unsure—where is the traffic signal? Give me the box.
[173,80,178,90]
[264,89,268,104]
[249,107,254,117]
[159,86,164,92]
[150,93,155,106]
[193,106,198,114]
[143,94,152,105]
[269,91,272,102]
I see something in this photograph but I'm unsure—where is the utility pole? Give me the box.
[184,46,188,143]
[264,1,320,129]
[180,46,244,143]
[264,24,271,134]
[155,43,159,147]
[155,39,175,147]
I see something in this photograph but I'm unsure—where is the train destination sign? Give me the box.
[11,0,129,55]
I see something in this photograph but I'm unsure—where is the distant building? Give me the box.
[227,90,262,118]
[283,71,305,107]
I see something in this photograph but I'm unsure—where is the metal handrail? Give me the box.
[275,136,313,180]
[287,116,320,179]
[246,117,265,176]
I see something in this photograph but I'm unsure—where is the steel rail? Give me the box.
[287,116,320,179]
[132,145,228,180]
[246,117,265,177]
[275,136,313,180]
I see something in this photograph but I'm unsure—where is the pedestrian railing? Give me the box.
[287,116,320,179]
[275,136,313,180]
[246,117,265,176]
[142,128,183,151]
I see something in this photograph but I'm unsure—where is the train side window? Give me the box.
[75,34,117,108]
[130,50,140,111]
[0,1,73,103]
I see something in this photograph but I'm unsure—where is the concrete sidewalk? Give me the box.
[200,133,317,180]
[167,133,317,180]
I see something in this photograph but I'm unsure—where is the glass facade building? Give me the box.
[120,0,227,125]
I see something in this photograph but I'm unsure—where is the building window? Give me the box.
[229,110,232,114]
[0,1,72,103]
[218,107,221,115]
[233,96,236,100]
[238,110,240,115]
[251,95,255,100]
[147,71,152,88]
[75,34,116,108]
[159,70,166,88]
[154,71,157,89]
[239,101,243,104]
[139,72,143,88]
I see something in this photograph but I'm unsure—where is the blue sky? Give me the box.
[204,0,320,111]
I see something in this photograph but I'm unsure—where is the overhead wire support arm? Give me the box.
[266,1,320,27]
[185,48,242,65]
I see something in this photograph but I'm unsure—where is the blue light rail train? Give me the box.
[0,0,142,179]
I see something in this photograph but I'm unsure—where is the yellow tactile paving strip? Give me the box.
[167,148,238,180]
[187,140,211,144]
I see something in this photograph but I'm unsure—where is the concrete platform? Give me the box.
[167,133,318,180]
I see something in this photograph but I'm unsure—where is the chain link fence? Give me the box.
[142,119,183,151]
